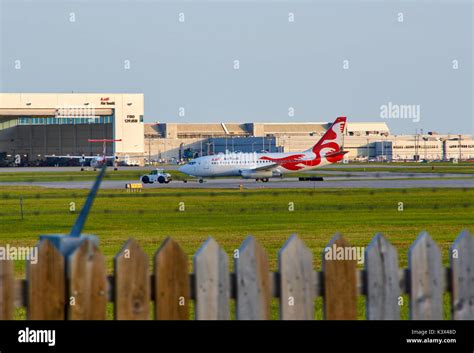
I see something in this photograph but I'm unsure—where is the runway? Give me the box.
[2,177,473,189]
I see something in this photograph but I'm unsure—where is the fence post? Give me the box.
[365,233,400,320]
[0,259,14,320]
[408,232,443,320]
[114,238,150,320]
[68,240,107,320]
[27,240,66,320]
[278,234,314,320]
[450,230,474,320]
[322,234,357,320]
[154,237,189,320]
[235,236,270,320]
[194,237,230,320]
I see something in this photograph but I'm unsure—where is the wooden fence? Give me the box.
[0,231,473,320]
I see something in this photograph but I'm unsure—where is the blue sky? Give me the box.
[0,0,472,134]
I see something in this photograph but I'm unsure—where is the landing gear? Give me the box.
[114,167,118,171]
[199,179,204,184]
[80,167,84,171]
[256,178,269,183]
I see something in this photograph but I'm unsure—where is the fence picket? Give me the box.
[0,258,14,320]
[365,233,400,320]
[27,240,65,320]
[322,234,357,320]
[278,234,314,320]
[235,236,270,320]
[114,238,150,320]
[409,232,443,320]
[154,237,189,320]
[450,230,474,320]
[194,237,229,320]
[68,240,107,320]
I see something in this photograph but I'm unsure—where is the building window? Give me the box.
[17,115,114,125]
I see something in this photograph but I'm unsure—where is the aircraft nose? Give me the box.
[178,164,189,174]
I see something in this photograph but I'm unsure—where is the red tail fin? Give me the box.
[307,117,346,155]
[88,139,122,156]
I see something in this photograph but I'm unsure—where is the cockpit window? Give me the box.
[188,161,196,165]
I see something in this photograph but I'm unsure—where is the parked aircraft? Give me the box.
[46,139,121,171]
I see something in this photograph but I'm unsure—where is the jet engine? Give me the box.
[240,170,282,179]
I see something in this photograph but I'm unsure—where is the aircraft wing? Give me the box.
[324,150,348,158]
[251,163,279,171]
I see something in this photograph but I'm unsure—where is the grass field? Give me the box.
[1,185,473,320]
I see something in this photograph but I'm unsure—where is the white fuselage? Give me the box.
[178,151,333,178]
[89,156,106,169]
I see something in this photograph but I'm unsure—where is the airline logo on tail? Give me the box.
[259,117,347,170]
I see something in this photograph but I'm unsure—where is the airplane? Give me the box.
[46,139,122,171]
[178,116,348,183]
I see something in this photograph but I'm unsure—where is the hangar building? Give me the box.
[0,93,144,162]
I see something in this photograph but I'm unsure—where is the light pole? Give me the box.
[163,140,167,162]
[414,129,419,161]
[366,138,370,162]
[148,136,151,165]
[381,136,384,161]
[459,134,462,161]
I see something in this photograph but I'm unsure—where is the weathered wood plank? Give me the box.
[0,258,14,320]
[365,233,400,320]
[114,238,150,320]
[154,237,189,320]
[68,240,107,320]
[409,232,443,320]
[194,237,229,320]
[278,234,314,320]
[27,240,65,320]
[322,234,357,320]
[235,236,271,320]
[450,230,474,320]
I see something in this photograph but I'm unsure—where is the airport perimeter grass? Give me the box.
[1,186,473,320]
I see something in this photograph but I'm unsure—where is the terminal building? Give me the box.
[1,93,473,165]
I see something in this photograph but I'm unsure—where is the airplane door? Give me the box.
[203,160,210,170]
